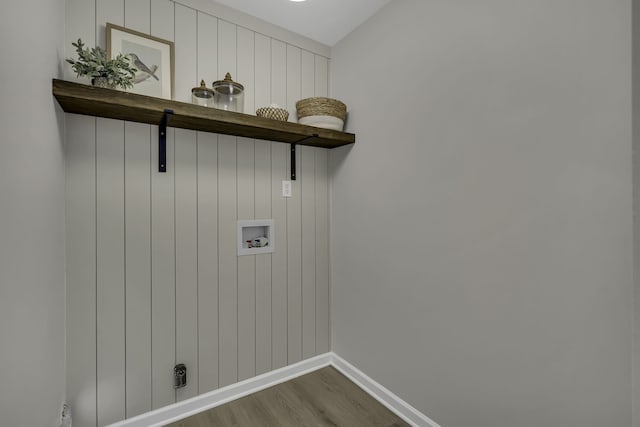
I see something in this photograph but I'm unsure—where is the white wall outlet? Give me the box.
[282,180,292,197]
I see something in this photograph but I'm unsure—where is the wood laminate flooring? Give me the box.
[165,366,410,427]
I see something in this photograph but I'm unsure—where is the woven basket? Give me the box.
[256,106,289,121]
[296,97,347,121]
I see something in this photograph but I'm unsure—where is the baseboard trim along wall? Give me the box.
[106,352,439,427]
[330,354,441,427]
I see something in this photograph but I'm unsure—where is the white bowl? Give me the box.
[298,115,344,131]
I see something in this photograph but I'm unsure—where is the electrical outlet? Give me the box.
[174,364,187,389]
[282,180,292,197]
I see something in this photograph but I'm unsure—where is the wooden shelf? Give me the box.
[52,79,355,149]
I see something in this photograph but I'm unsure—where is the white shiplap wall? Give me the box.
[65,1,330,426]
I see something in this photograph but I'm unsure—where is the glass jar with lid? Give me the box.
[191,80,214,107]
[212,72,245,113]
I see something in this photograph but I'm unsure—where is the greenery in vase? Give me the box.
[66,39,137,89]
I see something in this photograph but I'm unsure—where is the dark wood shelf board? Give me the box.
[53,79,355,148]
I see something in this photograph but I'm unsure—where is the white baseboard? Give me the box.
[106,352,439,427]
[329,353,441,427]
[107,353,332,427]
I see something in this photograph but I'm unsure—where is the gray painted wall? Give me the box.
[330,1,633,426]
[0,0,66,426]
[633,0,640,425]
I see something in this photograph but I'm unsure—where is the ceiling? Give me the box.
[211,0,392,46]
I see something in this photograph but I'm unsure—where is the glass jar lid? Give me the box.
[212,72,244,95]
[192,80,214,99]
[191,80,213,99]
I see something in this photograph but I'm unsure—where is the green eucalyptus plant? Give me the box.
[66,39,137,89]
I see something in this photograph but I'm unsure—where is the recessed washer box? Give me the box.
[237,219,274,256]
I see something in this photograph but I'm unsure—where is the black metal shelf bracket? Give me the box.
[159,109,174,173]
[290,134,318,180]
[290,144,297,181]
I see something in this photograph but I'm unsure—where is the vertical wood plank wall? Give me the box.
[64,1,331,425]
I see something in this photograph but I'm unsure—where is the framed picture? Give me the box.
[107,23,174,99]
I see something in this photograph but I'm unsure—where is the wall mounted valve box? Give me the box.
[237,219,274,256]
